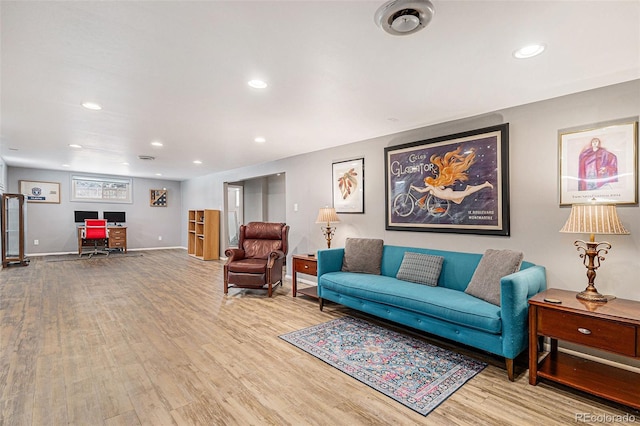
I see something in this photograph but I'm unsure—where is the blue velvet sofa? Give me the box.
[317,245,547,381]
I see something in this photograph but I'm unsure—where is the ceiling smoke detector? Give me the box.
[138,155,155,160]
[374,0,435,36]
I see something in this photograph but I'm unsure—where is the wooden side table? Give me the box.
[292,254,318,298]
[528,288,640,409]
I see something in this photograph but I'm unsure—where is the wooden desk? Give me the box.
[529,289,640,409]
[77,226,128,255]
[292,254,318,298]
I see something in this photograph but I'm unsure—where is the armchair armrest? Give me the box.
[500,265,547,358]
[224,248,246,263]
[266,250,285,268]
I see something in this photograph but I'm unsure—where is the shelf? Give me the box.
[296,286,318,299]
[187,209,220,260]
[538,351,640,409]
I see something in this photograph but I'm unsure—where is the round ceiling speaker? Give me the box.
[374,0,435,36]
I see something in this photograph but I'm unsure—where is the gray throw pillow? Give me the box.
[464,249,524,306]
[341,238,383,275]
[396,252,444,287]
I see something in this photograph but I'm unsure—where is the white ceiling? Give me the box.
[1,1,639,181]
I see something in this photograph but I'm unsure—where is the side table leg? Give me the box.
[292,268,298,297]
[528,305,538,385]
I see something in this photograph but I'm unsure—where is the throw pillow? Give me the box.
[464,249,524,306]
[341,238,383,275]
[396,252,444,287]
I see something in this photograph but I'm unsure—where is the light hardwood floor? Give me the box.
[1,249,637,425]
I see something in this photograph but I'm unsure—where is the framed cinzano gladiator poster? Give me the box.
[384,124,510,236]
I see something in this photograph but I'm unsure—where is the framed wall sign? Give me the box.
[558,119,638,206]
[384,124,510,236]
[332,158,364,213]
[19,180,60,203]
[150,189,168,206]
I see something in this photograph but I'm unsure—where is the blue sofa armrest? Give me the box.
[500,265,547,358]
[317,248,344,277]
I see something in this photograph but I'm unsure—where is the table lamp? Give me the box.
[559,203,629,303]
[316,207,340,248]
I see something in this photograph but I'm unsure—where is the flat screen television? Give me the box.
[74,210,99,223]
[103,211,126,224]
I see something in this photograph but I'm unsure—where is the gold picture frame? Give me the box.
[150,189,167,207]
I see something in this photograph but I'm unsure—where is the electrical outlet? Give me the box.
[34,239,39,245]
[158,236,162,241]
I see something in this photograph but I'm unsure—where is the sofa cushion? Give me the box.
[464,249,523,306]
[396,252,444,286]
[320,272,502,334]
[341,238,383,275]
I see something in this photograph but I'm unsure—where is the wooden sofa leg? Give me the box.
[506,358,514,382]
[319,298,324,311]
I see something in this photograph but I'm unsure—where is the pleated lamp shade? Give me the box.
[560,204,629,236]
[316,207,340,225]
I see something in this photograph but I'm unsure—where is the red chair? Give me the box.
[81,219,109,258]
[224,222,289,297]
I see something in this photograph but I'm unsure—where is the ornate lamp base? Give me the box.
[576,286,608,303]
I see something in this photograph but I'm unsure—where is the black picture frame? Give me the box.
[384,124,510,236]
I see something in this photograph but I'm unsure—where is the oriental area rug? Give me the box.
[280,316,485,416]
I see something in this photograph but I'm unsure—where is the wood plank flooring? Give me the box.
[1,249,637,425]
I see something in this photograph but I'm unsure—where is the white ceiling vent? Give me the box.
[374,0,435,36]
[138,155,155,160]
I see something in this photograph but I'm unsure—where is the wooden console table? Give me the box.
[528,289,640,409]
[77,226,128,255]
[292,254,318,298]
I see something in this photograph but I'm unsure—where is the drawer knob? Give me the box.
[578,327,592,335]
[304,265,309,269]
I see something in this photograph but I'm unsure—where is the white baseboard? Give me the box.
[26,246,186,257]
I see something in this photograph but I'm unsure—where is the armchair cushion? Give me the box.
[227,258,267,274]
[244,239,284,259]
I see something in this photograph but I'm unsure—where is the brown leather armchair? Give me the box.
[224,222,289,297]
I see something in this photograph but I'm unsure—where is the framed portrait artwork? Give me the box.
[384,124,510,236]
[19,180,61,203]
[559,119,638,206]
[332,158,364,213]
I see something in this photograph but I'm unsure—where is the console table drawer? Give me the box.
[294,258,317,275]
[537,307,637,356]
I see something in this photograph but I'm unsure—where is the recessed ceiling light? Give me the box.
[248,79,268,89]
[254,137,266,143]
[81,101,102,110]
[69,144,82,149]
[151,141,163,147]
[62,164,70,168]
[513,43,546,59]
[122,162,130,166]
[193,160,202,164]
[155,173,162,176]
